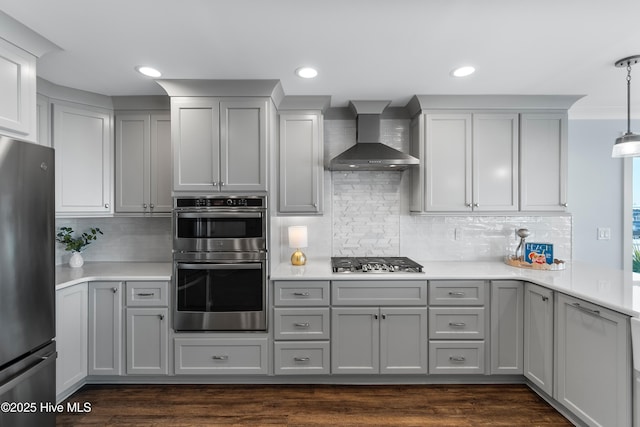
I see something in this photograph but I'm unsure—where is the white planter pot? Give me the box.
[69,252,84,268]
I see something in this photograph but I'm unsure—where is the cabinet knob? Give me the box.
[465,203,472,207]
[112,287,118,293]
[158,314,165,320]
[381,314,387,320]
[374,314,379,320]
[561,203,568,207]
[220,181,225,186]
[150,204,155,209]
[143,203,148,209]
[104,203,110,209]
[474,203,480,207]
[212,181,218,186]
[542,296,549,302]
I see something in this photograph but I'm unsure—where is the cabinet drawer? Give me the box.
[274,308,330,340]
[274,281,329,306]
[332,281,427,306]
[429,341,485,374]
[429,307,485,339]
[274,341,330,375]
[429,280,485,306]
[174,338,267,375]
[126,281,169,307]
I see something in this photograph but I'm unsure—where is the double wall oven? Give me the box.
[173,195,267,331]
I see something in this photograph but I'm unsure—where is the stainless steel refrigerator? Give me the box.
[0,136,56,426]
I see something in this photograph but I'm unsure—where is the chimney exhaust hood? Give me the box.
[329,101,419,171]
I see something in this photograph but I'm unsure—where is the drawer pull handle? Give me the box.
[449,356,466,362]
[212,355,229,361]
[448,292,466,297]
[293,292,310,297]
[137,292,155,297]
[294,357,310,362]
[571,302,601,316]
[449,322,466,327]
[294,322,310,328]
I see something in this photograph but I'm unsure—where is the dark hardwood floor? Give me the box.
[56,383,572,426]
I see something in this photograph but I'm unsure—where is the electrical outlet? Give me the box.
[597,227,611,240]
[454,228,463,241]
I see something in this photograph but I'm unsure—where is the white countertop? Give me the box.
[56,262,172,290]
[271,259,640,317]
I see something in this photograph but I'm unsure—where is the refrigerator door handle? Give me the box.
[0,351,56,396]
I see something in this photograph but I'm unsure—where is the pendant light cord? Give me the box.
[627,63,632,135]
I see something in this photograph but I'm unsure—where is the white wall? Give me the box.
[568,119,630,269]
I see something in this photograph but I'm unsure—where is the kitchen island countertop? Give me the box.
[271,259,640,317]
[56,262,172,290]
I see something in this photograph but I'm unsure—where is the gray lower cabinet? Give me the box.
[490,280,523,374]
[273,281,330,375]
[331,307,428,374]
[174,337,268,375]
[428,280,487,374]
[125,281,169,375]
[55,282,88,401]
[556,293,632,427]
[331,280,428,375]
[88,282,123,376]
[523,282,553,395]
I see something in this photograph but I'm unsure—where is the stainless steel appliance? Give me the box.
[331,257,423,273]
[172,196,267,331]
[0,137,56,426]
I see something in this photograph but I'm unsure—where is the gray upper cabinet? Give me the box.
[278,112,323,214]
[412,112,518,212]
[520,113,568,211]
[171,97,268,192]
[52,100,113,216]
[115,112,171,214]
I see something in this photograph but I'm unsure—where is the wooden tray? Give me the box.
[504,256,566,271]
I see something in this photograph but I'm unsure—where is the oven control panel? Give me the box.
[175,196,266,208]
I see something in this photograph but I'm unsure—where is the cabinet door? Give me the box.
[36,94,51,147]
[149,113,172,212]
[220,99,268,191]
[556,294,632,427]
[520,113,568,211]
[380,307,428,374]
[115,113,149,213]
[0,38,36,141]
[88,282,122,376]
[424,114,472,211]
[490,281,523,374]
[171,97,220,191]
[55,283,87,400]
[126,307,168,375]
[472,114,519,211]
[279,112,323,213]
[331,307,379,374]
[524,283,553,395]
[53,101,113,214]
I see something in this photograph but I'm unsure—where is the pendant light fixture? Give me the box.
[612,55,640,157]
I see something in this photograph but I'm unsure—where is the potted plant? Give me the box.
[55,226,103,267]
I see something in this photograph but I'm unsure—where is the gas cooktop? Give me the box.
[331,257,423,273]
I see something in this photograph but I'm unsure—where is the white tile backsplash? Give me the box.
[55,217,172,265]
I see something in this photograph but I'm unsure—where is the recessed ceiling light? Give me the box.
[451,66,476,78]
[135,66,162,78]
[295,67,318,79]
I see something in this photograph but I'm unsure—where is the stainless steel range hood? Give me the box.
[330,101,419,171]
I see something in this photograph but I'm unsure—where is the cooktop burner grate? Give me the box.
[331,257,423,273]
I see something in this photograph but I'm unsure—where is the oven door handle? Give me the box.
[177,263,262,270]
[176,212,263,219]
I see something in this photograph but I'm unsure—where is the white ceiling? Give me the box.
[2,0,640,117]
